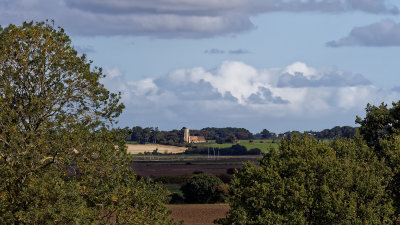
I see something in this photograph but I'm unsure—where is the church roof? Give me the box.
[189,136,206,142]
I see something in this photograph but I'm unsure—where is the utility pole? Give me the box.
[213,147,216,160]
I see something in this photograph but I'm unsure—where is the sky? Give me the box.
[2,0,400,133]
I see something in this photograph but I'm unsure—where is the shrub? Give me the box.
[169,193,185,204]
[153,175,192,184]
[217,183,230,202]
[180,174,224,203]
[216,174,233,183]
[226,168,236,175]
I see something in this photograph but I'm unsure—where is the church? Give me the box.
[184,128,206,143]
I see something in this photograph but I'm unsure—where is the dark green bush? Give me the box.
[180,174,224,203]
[152,174,192,184]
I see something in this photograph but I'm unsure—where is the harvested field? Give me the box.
[131,157,258,176]
[132,162,242,176]
[126,144,187,154]
[167,204,229,225]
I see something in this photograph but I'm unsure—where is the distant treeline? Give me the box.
[308,126,357,139]
[129,126,254,145]
[130,126,184,145]
[256,126,357,140]
[129,125,357,144]
[190,127,254,140]
[186,144,262,156]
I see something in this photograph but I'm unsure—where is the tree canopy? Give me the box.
[181,174,224,204]
[218,101,400,224]
[217,135,394,224]
[356,101,400,216]
[0,21,176,224]
[356,101,400,149]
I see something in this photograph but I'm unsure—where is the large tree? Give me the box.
[217,135,393,224]
[0,21,175,224]
[355,101,400,150]
[356,101,400,216]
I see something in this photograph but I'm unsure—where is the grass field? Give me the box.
[165,184,183,196]
[193,139,280,153]
[167,204,229,225]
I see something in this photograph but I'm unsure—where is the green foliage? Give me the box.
[356,102,400,149]
[180,174,224,204]
[131,126,182,145]
[311,126,356,139]
[153,174,193,184]
[198,127,254,140]
[379,136,400,213]
[224,134,238,143]
[217,135,394,225]
[356,101,400,216]
[0,21,175,224]
[261,129,272,139]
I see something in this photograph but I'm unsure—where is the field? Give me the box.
[126,139,280,155]
[131,156,259,176]
[126,144,187,154]
[193,139,280,153]
[128,143,265,225]
[167,204,229,225]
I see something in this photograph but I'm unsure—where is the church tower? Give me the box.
[184,128,190,143]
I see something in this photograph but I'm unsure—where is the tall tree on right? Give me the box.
[217,135,394,225]
[356,101,400,216]
[355,101,400,151]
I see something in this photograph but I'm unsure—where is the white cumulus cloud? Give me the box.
[102,61,399,132]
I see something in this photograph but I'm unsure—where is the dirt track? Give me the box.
[126,144,187,154]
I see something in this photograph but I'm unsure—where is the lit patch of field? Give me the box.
[194,139,280,153]
[126,144,187,154]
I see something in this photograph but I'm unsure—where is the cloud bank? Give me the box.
[103,61,398,132]
[204,48,251,54]
[327,19,400,47]
[1,0,398,38]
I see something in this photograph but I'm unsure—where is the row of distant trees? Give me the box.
[129,127,255,145]
[130,126,184,145]
[129,126,357,145]
[258,126,357,140]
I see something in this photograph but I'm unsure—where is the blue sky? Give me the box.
[2,0,400,133]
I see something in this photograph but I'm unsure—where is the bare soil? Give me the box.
[131,159,252,176]
[167,204,229,225]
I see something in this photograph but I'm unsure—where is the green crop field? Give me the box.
[193,139,280,153]
[165,184,183,196]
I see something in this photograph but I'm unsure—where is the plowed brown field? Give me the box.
[167,204,229,225]
[132,162,242,176]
